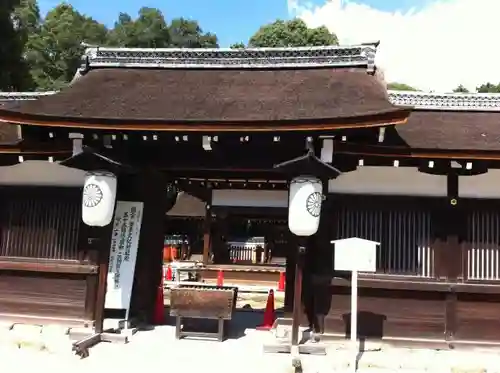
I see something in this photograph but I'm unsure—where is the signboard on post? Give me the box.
[332,237,379,373]
[333,237,378,273]
[105,201,144,313]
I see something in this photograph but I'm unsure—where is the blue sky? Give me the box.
[38,0,426,47]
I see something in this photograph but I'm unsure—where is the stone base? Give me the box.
[264,325,327,356]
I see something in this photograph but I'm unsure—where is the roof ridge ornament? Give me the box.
[79,44,377,72]
[388,90,500,112]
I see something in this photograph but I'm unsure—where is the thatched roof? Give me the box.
[166,192,205,217]
[0,45,408,131]
[389,91,500,151]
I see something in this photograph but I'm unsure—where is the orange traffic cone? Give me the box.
[152,271,165,325]
[256,289,275,330]
[278,272,285,292]
[165,265,173,281]
[216,269,224,287]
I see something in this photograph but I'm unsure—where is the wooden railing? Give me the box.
[466,210,500,281]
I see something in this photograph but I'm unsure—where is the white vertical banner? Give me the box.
[105,201,144,311]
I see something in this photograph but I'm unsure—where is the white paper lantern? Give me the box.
[82,171,117,227]
[288,176,323,236]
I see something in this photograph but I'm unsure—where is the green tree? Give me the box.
[476,82,500,93]
[0,0,34,90]
[107,11,218,48]
[107,8,170,48]
[387,82,418,91]
[230,42,245,49]
[13,0,40,43]
[13,0,41,90]
[29,3,108,90]
[452,84,469,93]
[248,19,338,47]
[168,18,218,48]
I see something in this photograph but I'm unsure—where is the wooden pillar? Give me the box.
[442,172,463,341]
[87,224,114,333]
[434,172,465,281]
[284,238,297,313]
[123,170,168,324]
[445,288,458,342]
[202,189,212,265]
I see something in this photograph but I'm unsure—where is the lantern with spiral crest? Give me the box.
[82,170,117,227]
[288,176,323,237]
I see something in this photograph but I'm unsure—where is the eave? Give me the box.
[0,110,410,133]
[334,141,500,161]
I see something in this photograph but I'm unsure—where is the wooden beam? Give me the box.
[330,275,500,294]
[202,188,213,265]
[445,290,457,342]
[0,259,97,274]
[92,225,113,334]
[84,275,99,322]
[336,148,500,161]
[72,333,101,358]
[447,172,459,206]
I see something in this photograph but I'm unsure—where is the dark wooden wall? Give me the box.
[0,170,168,327]
[286,193,500,344]
[0,186,98,326]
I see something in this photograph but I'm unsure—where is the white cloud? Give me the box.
[288,0,500,92]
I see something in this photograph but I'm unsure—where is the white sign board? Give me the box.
[105,201,144,310]
[331,237,380,371]
[332,237,378,273]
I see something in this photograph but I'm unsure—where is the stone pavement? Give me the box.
[1,312,500,373]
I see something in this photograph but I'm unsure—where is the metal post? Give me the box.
[291,244,306,346]
[351,270,358,372]
[176,267,181,284]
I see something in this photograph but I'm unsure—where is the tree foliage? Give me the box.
[1,2,221,90]
[0,0,35,91]
[452,84,469,93]
[387,82,418,91]
[169,18,218,48]
[107,8,170,48]
[450,83,500,93]
[107,10,218,48]
[230,42,245,49]
[249,19,338,47]
[476,82,500,93]
[3,1,500,94]
[29,3,108,90]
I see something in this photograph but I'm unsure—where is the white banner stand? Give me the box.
[105,201,144,332]
[332,237,379,373]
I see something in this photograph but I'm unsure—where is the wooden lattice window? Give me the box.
[332,198,435,278]
[0,187,82,261]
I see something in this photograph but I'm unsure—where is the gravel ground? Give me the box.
[1,310,499,373]
[1,322,499,373]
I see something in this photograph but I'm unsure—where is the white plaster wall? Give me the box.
[213,167,449,205]
[459,170,500,199]
[3,162,494,198]
[328,166,447,197]
[212,189,288,208]
[0,161,86,187]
